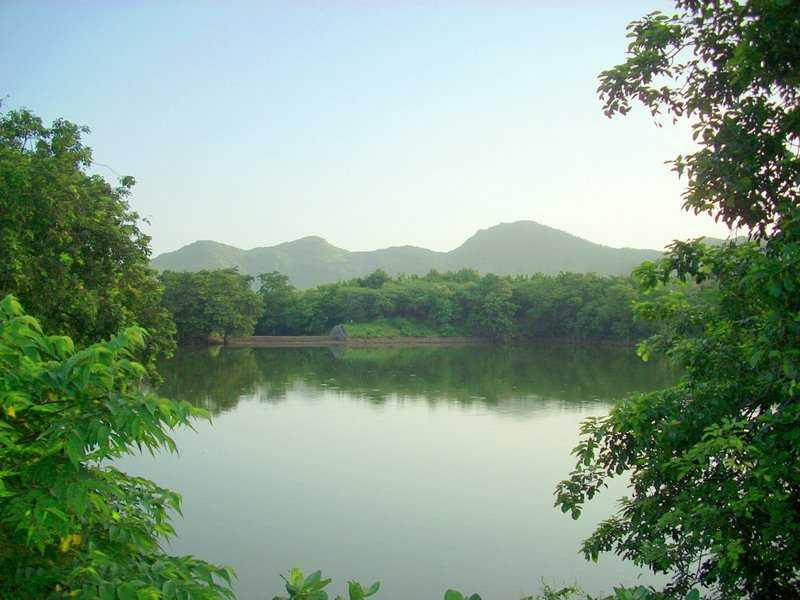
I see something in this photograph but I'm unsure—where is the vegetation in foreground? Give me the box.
[268,568,699,600]
[0,296,234,598]
[0,108,175,366]
[555,0,800,596]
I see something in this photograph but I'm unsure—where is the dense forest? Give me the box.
[158,266,690,343]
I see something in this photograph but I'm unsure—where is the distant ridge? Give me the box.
[151,221,665,287]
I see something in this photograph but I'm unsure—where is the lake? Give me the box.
[117,344,675,600]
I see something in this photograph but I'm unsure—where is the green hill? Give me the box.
[443,221,661,276]
[155,240,245,272]
[151,221,665,287]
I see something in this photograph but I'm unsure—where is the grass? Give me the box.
[342,318,463,338]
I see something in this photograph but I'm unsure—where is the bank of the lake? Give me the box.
[223,335,486,347]
[118,344,674,599]
[222,335,640,348]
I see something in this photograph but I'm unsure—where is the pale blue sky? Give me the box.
[1,0,732,256]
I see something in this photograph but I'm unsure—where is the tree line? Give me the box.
[158,266,681,344]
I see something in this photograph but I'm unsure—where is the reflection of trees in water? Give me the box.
[159,345,677,416]
[157,346,261,414]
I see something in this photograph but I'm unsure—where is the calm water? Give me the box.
[117,344,675,599]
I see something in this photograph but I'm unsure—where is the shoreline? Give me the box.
[222,335,487,347]
[219,335,638,348]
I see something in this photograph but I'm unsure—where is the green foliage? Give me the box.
[557,1,800,597]
[0,295,234,598]
[519,582,582,600]
[272,568,379,600]
[465,273,514,338]
[248,269,667,342]
[268,571,697,600]
[357,269,390,289]
[160,268,261,341]
[595,588,693,600]
[597,0,799,236]
[443,590,481,600]
[255,271,299,335]
[0,108,175,363]
[342,317,453,338]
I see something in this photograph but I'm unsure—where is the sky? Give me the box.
[1,0,734,257]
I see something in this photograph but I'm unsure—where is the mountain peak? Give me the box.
[184,239,239,250]
[466,220,570,238]
[151,222,663,287]
[277,235,336,248]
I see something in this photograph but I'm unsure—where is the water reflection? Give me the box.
[122,344,678,599]
[157,344,674,415]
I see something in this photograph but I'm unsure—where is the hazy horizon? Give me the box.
[2,0,734,256]
[159,218,717,257]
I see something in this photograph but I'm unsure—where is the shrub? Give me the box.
[0,295,234,599]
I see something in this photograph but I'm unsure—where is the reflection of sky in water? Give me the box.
[121,345,674,599]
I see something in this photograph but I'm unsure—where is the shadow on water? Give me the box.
[157,344,677,416]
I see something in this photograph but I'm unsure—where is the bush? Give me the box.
[270,568,699,600]
[0,295,234,598]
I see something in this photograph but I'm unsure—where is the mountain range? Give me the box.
[150,221,666,288]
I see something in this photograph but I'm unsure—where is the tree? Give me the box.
[556,2,800,597]
[255,271,299,335]
[596,0,799,237]
[466,274,515,339]
[246,269,651,342]
[160,269,261,341]
[0,295,234,598]
[0,108,175,361]
[359,269,390,289]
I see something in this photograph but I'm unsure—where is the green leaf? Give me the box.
[348,581,364,600]
[99,584,116,600]
[162,581,177,599]
[767,278,782,298]
[117,583,137,600]
[364,582,381,597]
